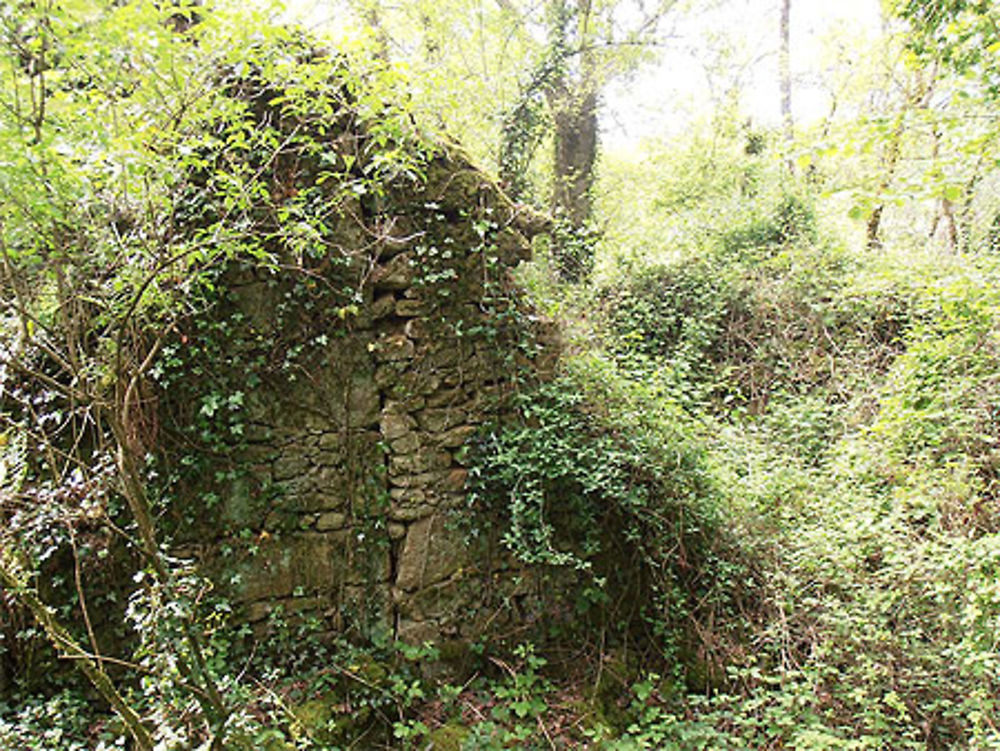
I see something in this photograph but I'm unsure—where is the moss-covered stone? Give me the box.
[427,721,470,750]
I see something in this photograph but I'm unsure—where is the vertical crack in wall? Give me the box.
[378,350,402,642]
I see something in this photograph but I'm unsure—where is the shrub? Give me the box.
[467,355,752,684]
[717,192,818,257]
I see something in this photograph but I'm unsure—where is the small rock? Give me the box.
[316,511,347,531]
[390,449,452,475]
[441,468,468,492]
[371,293,397,319]
[372,253,414,290]
[391,432,421,454]
[397,298,428,317]
[416,407,466,433]
[404,318,429,338]
[426,386,463,408]
[273,454,309,481]
[381,412,417,441]
[390,488,426,502]
[374,334,415,362]
[434,424,477,448]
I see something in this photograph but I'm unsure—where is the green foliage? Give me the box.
[717,193,818,257]
[870,269,1000,466]
[467,355,746,677]
[597,212,911,423]
[894,0,1000,99]
[586,140,1000,744]
[6,0,1000,747]
[690,255,1000,748]
[0,690,119,750]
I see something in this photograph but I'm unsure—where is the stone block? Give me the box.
[390,432,421,454]
[374,361,407,389]
[389,487,426,503]
[396,370,441,396]
[432,424,477,448]
[426,387,463,408]
[374,334,415,362]
[316,433,346,454]
[390,449,452,475]
[395,618,440,645]
[396,298,428,317]
[381,411,417,441]
[416,407,466,433]
[389,505,435,522]
[344,376,380,427]
[234,531,360,602]
[372,253,414,290]
[395,514,469,592]
[371,293,397,320]
[403,319,429,340]
[274,453,310,482]
[387,469,449,489]
[422,346,460,369]
[280,469,346,512]
[388,488,436,522]
[407,577,482,623]
[316,511,348,531]
[441,468,468,492]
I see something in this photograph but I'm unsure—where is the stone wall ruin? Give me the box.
[160,142,559,653]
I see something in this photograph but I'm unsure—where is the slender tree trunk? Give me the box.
[546,0,598,282]
[547,77,598,282]
[865,135,901,250]
[958,159,983,251]
[927,126,959,251]
[867,66,936,250]
[780,0,793,172]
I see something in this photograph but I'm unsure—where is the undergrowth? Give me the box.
[580,190,1000,749]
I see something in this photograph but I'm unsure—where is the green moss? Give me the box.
[291,697,335,743]
[436,639,474,677]
[427,721,470,750]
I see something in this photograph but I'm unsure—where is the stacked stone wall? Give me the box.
[172,157,558,650]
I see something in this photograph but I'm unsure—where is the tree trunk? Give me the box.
[498,57,554,202]
[926,126,960,252]
[780,0,793,172]
[867,66,936,250]
[551,84,598,231]
[547,77,598,282]
[958,160,983,251]
[545,0,598,282]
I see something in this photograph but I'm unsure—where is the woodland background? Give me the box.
[2,0,1000,748]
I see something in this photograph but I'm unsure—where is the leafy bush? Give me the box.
[871,271,1000,469]
[717,193,819,258]
[597,236,913,425]
[0,691,117,750]
[467,355,751,684]
[664,256,1000,749]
